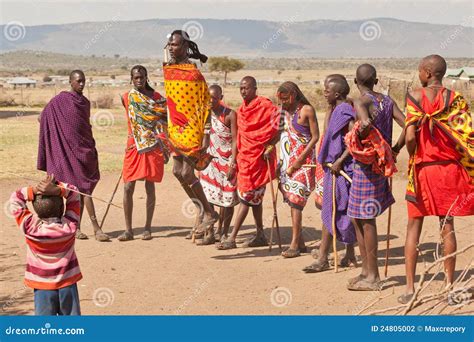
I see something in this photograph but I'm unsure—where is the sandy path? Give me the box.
[1,169,472,315]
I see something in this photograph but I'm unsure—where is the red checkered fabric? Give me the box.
[345,121,397,177]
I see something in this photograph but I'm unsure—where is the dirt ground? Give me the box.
[1,162,472,315]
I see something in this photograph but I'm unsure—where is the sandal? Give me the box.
[302,260,330,273]
[186,214,203,239]
[281,248,301,258]
[196,211,219,232]
[397,293,414,304]
[75,230,88,240]
[347,274,366,286]
[141,230,152,241]
[242,234,268,248]
[94,231,110,242]
[448,288,473,306]
[117,231,134,242]
[185,231,204,240]
[347,279,383,291]
[339,255,357,268]
[216,239,237,250]
[197,232,215,246]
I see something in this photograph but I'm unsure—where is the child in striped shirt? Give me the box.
[9,174,82,315]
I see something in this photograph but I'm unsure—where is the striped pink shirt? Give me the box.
[9,183,82,290]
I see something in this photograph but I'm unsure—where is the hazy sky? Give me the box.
[1,0,473,26]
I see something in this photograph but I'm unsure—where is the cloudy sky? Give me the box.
[1,0,473,26]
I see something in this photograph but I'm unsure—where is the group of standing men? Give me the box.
[37,30,473,301]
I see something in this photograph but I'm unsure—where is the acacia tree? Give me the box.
[208,56,244,86]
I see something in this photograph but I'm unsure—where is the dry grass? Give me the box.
[0,109,128,180]
[4,68,471,110]
[1,64,471,180]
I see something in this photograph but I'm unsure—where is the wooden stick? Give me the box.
[332,173,338,273]
[356,287,395,315]
[270,103,283,251]
[385,78,394,273]
[402,243,474,315]
[2,172,122,209]
[272,177,281,250]
[268,191,275,251]
[384,177,393,278]
[266,158,282,252]
[100,173,122,229]
[302,163,352,184]
[366,304,405,316]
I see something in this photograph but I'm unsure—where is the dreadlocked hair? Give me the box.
[130,65,154,91]
[170,30,208,63]
[277,81,311,106]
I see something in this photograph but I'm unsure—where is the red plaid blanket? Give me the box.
[345,121,397,177]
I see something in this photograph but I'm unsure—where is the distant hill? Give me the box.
[0,51,149,74]
[0,51,471,75]
[0,18,473,58]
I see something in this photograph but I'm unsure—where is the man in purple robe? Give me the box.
[303,75,356,273]
[37,70,110,241]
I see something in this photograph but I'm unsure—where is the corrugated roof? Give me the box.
[7,77,37,84]
[445,68,463,77]
[462,67,474,77]
[445,67,474,79]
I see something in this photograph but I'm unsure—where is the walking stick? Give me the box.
[303,163,352,184]
[192,218,197,244]
[100,173,122,229]
[332,173,339,273]
[384,177,393,277]
[2,172,122,209]
[266,158,282,252]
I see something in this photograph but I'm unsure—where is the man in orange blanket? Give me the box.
[217,76,280,250]
[399,55,474,304]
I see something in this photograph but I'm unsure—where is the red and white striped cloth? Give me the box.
[200,110,238,207]
[9,183,82,290]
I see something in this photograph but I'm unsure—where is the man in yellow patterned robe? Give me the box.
[164,30,218,245]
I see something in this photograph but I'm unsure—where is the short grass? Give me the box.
[0,108,128,180]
